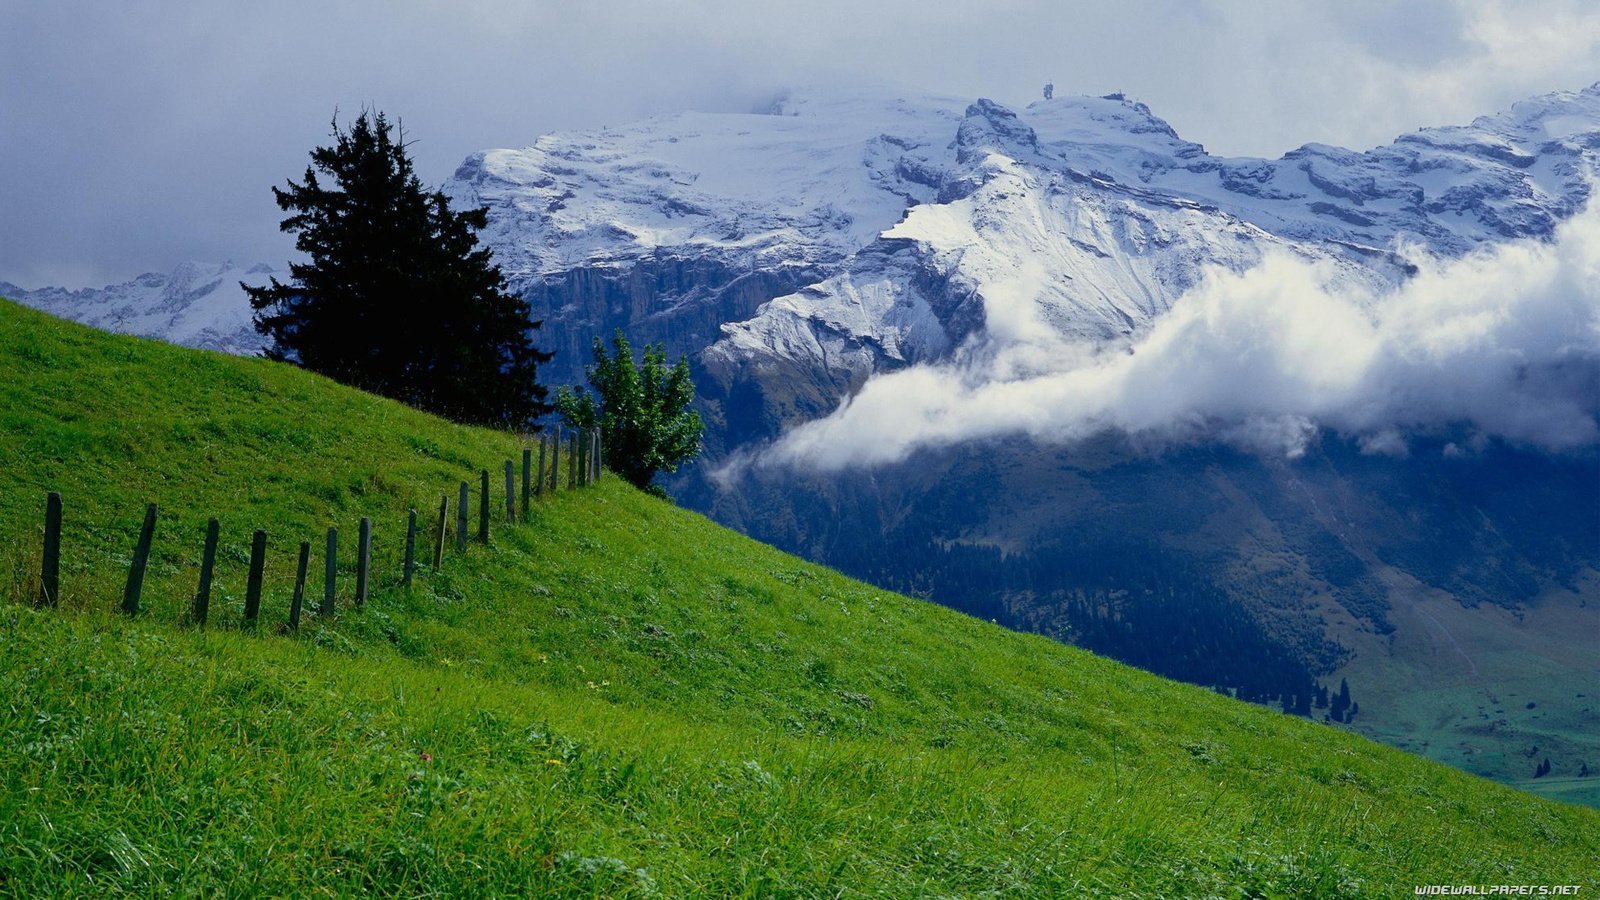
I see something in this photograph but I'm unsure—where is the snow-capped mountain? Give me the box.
[16,82,1595,402]
[2,261,273,355]
[443,82,1599,428]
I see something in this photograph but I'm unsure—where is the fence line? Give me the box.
[21,430,603,634]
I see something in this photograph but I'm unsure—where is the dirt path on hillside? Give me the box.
[1410,603,1480,680]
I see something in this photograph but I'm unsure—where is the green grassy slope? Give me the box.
[1,298,1595,897]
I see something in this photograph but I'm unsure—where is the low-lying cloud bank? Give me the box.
[752,198,1600,473]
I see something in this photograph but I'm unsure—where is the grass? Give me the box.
[1,298,1596,896]
[1338,570,1600,807]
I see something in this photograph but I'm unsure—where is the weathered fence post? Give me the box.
[356,517,372,605]
[521,448,532,521]
[456,481,469,552]
[403,509,417,587]
[577,429,588,487]
[505,459,516,523]
[122,503,158,616]
[322,527,338,616]
[550,427,560,493]
[433,496,448,568]
[591,428,601,482]
[192,517,219,625]
[38,491,61,608]
[244,529,267,624]
[537,436,547,499]
[567,434,577,489]
[478,469,490,544]
[288,540,310,631]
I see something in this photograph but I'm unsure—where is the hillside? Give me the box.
[0,298,1595,896]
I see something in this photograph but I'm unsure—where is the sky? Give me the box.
[3,0,1599,288]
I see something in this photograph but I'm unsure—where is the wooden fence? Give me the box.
[28,428,604,630]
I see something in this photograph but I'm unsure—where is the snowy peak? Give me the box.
[444,86,968,281]
[1410,81,1600,149]
[687,83,1600,422]
[3,261,273,355]
[1018,83,1600,255]
[956,99,1041,164]
[1024,92,1203,161]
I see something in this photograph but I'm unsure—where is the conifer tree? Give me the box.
[1331,677,1352,722]
[245,110,551,428]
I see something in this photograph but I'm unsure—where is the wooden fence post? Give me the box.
[582,425,595,483]
[244,529,266,624]
[322,527,338,616]
[356,517,372,605]
[550,427,560,494]
[521,448,532,521]
[288,540,310,631]
[38,491,61,608]
[478,469,490,543]
[122,503,158,616]
[192,517,219,625]
[456,481,469,552]
[505,459,516,523]
[537,436,547,499]
[403,509,417,587]
[591,428,601,482]
[432,496,448,569]
[567,434,577,489]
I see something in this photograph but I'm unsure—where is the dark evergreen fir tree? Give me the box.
[1330,677,1351,722]
[245,111,551,428]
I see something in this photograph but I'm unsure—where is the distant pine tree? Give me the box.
[1293,691,1312,717]
[1329,677,1352,722]
[245,110,552,428]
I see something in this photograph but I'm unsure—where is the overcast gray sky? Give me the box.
[3,0,1597,288]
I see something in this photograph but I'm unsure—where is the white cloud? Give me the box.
[755,195,1600,472]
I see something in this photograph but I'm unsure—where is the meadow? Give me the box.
[1,299,1595,896]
